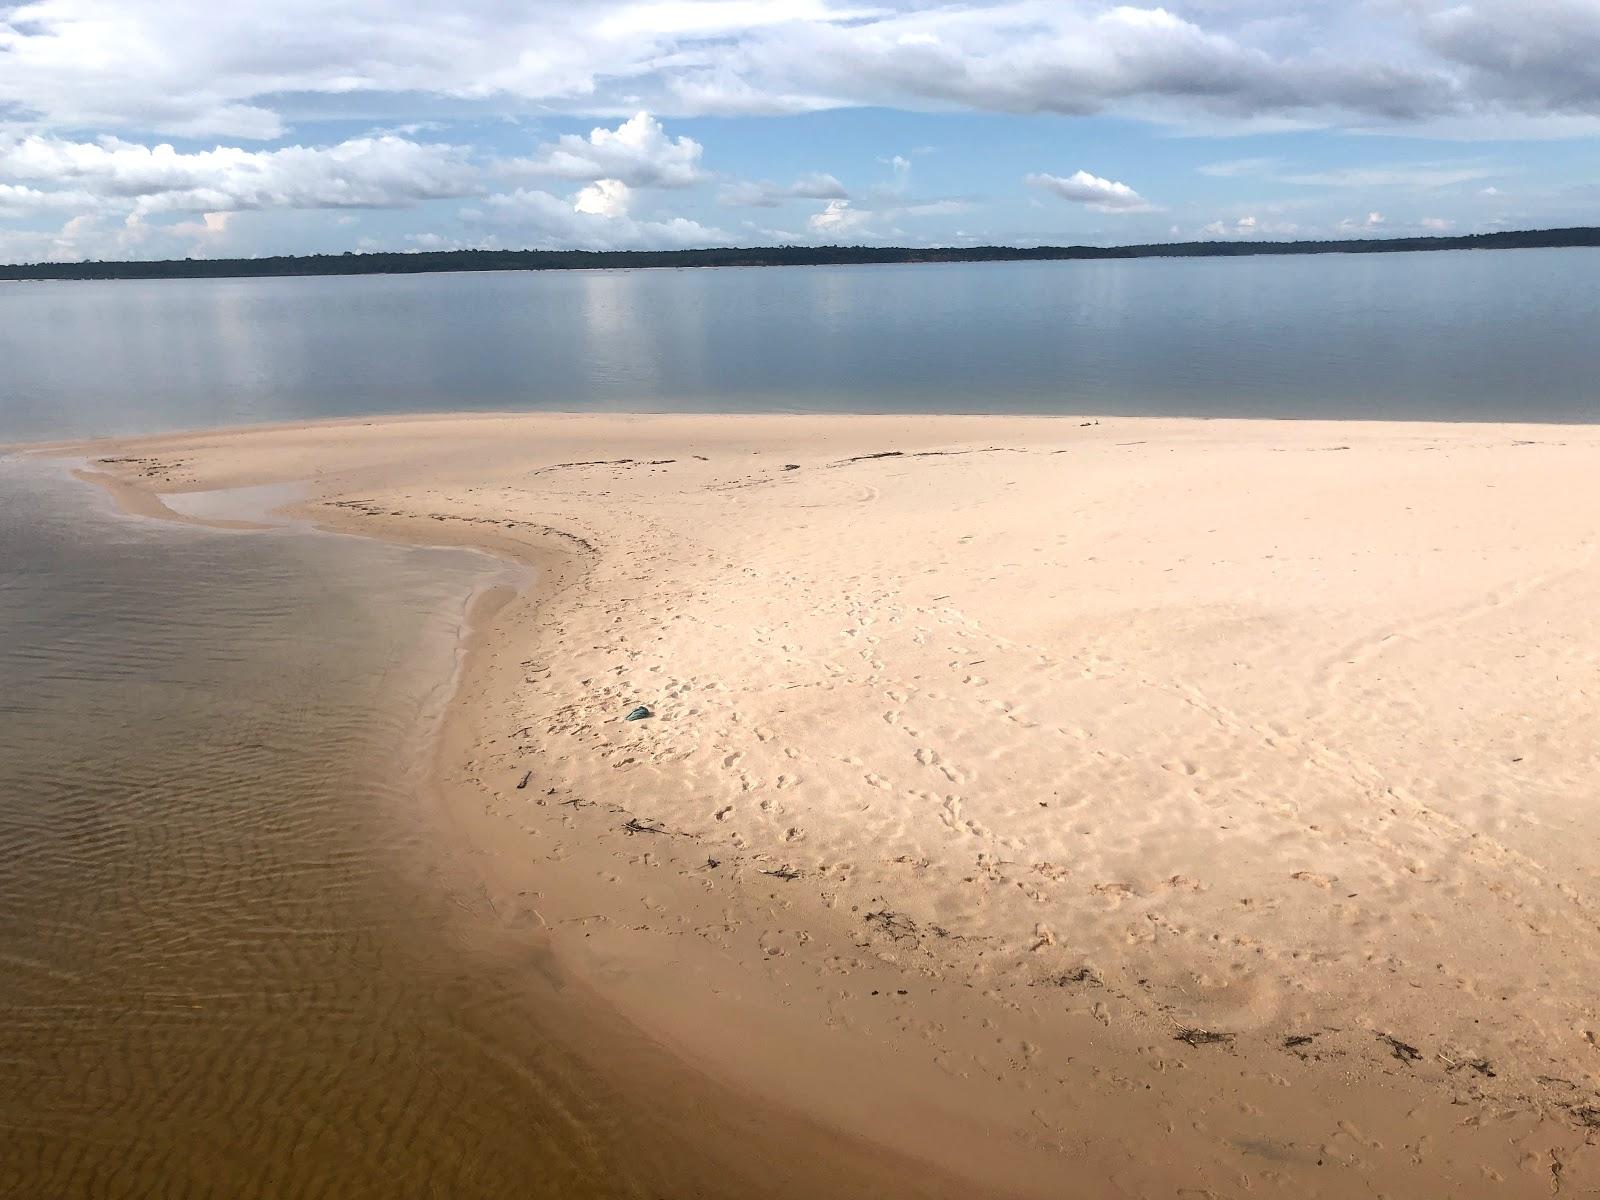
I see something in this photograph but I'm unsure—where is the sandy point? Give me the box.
[57,412,1600,1197]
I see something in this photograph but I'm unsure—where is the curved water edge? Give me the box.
[4,451,981,1199]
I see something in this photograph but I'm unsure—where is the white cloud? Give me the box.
[1199,157,1504,190]
[573,178,631,217]
[719,173,848,207]
[504,112,705,188]
[1420,216,1454,230]
[1278,163,1501,189]
[1197,157,1281,178]
[808,198,870,235]
[1200,214,1300,238]
[1,0,1596,144]
[1026,170,1157,213]
[1338,211,1389,231]
[0,133,475,217]
[467,186,734,251]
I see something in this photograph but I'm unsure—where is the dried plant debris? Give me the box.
[864,910,920,943]
[1049,967,1103,988]
[1283,1034,1318,1050]
[1377,1033,1424,1065]
[1439,1052,1496,1078]
[761,866,801,881]
[1175,1028,1234,1048]
[621,817,668,835]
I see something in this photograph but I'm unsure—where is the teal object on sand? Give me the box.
[624,705,651,721]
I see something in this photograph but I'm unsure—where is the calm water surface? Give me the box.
[0,461,649,1198]
[2,252,1597,1195]
[1,249,1597,442]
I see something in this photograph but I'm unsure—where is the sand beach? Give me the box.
[59,412,1600,1197]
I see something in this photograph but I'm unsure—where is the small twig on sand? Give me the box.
[1439,1051,1496,1077]
[864,910,920,943]
[516,771,532,790]
[761,866,801,881]
[1175,1028,1234,1049]
[1378,1033,1423,1065]
[622,817,669,835]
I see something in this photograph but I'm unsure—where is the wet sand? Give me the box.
[53,413,1600,1196]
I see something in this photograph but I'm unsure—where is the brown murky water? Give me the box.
[0,459,665,1199]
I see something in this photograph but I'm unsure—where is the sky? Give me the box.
[1,1,1598,263]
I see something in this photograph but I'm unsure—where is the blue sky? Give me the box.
[2,1,1598,262]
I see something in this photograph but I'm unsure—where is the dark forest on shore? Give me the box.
[3,226,1597,282]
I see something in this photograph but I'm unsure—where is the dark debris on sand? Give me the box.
[1377,1033,1424,1065]
[1175,1028,1234,1048]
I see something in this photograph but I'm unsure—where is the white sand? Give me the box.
[64,413,1600,1196]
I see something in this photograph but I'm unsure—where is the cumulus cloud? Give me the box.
[0,133,476,217]
[808,198,871,235]
[719,173,848,207]
[1026,170,1156,213]
[503,112,705,187]
[1419,0,1600,113]
[1338,211,1389,232]
[573,178,631,217]
[1,0,1596,144]
[466,186,733,251]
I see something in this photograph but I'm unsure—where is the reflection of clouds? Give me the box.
[576,270,656,396]
[207,280,286,422]
[575,268,710,406]
[7,254,1600,442]
[804,267,858,331]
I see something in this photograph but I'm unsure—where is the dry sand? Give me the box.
[58,413,1600,1196]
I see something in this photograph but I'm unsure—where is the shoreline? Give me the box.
[41,412,1600,1196]
[4,225,1598,284]
[52,446,1018,1197]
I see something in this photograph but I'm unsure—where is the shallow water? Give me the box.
[0,459,658,1198]
[2,249,1598,443]
[0,458,971,1200]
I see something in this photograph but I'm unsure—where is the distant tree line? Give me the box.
[3,227,1597,282]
